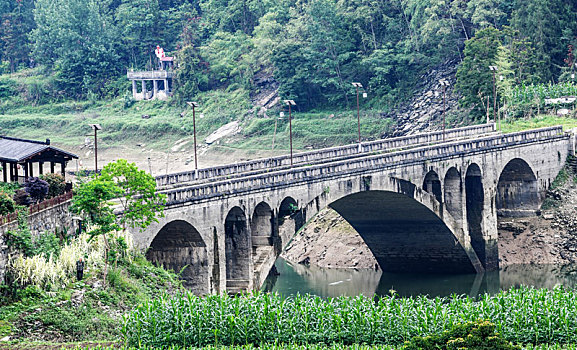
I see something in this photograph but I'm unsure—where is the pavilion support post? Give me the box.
[23,162,28,179]
[10,163,15,182]
[153,80,158,99]
[50,162,55,174]
[29,162,33,178]
[39,162,44,175]
[60,162,65,178]
[164,79,169,93]
[2,162,6,183]
[132,80,137,99]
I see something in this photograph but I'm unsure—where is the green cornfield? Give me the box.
[122,286,577,348]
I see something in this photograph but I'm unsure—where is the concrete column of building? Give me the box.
[164,79,169,94]
[132,80,138,99]
[2,162,6,183]
[153,80,158,99]
[141,80,147,100]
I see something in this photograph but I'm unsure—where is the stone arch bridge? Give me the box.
[129,125,573,294]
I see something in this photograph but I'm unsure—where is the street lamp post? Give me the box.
[283,100,296,167]
[186,101,199,171]
[89,124,102,173]
[351,82,363,147]
[489,66,498,123]
[439,80,450,141]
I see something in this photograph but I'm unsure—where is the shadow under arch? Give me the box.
[251,201,274,246]
[423,170,442,203]
[465,163,486,268]
[328,190,476,274]
[225,206,251,288]
[497,158,540,217]
[146,219,209,294]
[278,196,305,233]
[444,167,463,226]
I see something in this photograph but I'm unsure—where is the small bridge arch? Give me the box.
[145,219,209,294]
[497,158,540,217]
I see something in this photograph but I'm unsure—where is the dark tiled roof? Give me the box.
[0,136,78,162]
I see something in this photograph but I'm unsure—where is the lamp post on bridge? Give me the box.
[489,66,498,124]
[186,101,199,171]
[351,82,366,150]
[439,80,450,141]
[283,100,296,167]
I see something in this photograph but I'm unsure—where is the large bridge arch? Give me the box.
[328,190,477,273]
[145,219,209,294]
[497,158,540,217]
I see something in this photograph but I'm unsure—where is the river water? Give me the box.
[262,257,577,298]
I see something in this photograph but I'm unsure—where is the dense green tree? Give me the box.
[456,27,501,119]
[31,0,119,97]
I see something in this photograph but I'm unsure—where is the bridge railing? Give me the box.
[156,123,496,187]
[161,126,566,205]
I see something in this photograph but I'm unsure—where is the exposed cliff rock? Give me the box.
[387,59,462,137]
[281,207,378,269]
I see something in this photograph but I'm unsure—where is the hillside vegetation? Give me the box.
[0,0,576,155]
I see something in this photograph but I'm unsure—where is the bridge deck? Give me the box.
[156,123,496,188]
[160,126,567,205]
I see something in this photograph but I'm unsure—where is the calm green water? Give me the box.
[263,257,577,298]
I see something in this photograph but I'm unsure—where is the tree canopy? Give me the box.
[0,0,575,112]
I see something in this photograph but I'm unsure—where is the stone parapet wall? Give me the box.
[156,123,497,188]
[161,126,567,205]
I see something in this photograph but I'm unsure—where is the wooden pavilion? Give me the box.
[0,136,78,183]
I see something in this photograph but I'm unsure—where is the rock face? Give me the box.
[281,207,379,269]
[387,59,462,137]
[498,165,577,266]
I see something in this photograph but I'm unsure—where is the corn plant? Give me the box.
[122,286,577,348]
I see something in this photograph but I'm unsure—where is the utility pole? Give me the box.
[283,100,296,167]
[89,124,102,173]
[351,82,364,149]
[439,80,450,141]
[489,66,498,123]
[186,102,199,171]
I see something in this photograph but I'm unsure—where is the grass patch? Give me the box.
[0,252,183,342]
[500,114,577,133]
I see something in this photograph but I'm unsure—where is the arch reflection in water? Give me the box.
[265,257,577,298]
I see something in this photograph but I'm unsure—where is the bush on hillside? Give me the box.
[0,192,15,215]
[403,320,520,350]
[41,173,66,198]
[24,177,49,203]
[13,189,31,206]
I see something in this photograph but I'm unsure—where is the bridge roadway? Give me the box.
[132,125,571,295]
[155,123,497,189]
